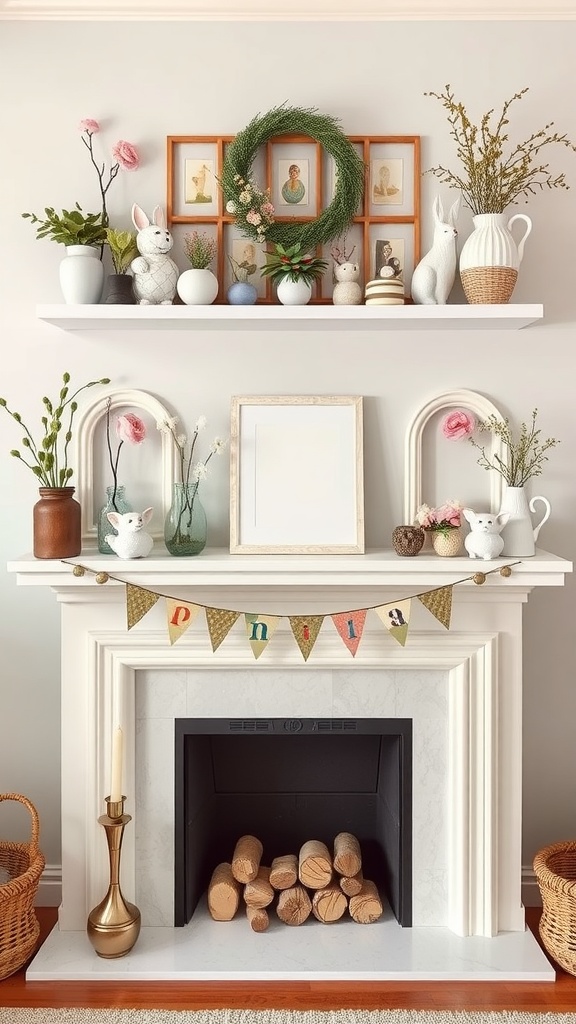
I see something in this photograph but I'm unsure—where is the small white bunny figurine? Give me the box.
[130,204,179,305]
[105,508,154,559]
[411,195,461,305]
[462,509,511,560]
[332,262,362,305]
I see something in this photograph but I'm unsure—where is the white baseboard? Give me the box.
[522,865,542,907]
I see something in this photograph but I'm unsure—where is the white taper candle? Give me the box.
[110,726,123,803]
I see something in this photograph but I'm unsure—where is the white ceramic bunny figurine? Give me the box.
[411,195,461,305]
[462,508,511,560]
[105,508,154,559]
[130,204,178,305]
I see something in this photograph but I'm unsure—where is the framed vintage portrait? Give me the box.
[268,139,321,219]
[369,222,415,296]
[230,396,364,554]
[367,140,417,218]
[167,136,232,221]
[223,226,267,299]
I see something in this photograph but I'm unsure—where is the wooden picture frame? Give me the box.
[167,134,420,304]
[230,395,364,554]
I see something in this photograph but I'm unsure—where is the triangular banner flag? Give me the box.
[418,585,453,630]
[288,615,324,661]
[205,607,241,652]
[244,613,281,660]
[166,598,202,646]
[331,610,367,657]
[374,599,412,647]
[126,584,159,630]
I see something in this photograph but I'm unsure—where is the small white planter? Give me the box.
[177,268,219,305]
[276,276,313,306]
[59,245,104,305]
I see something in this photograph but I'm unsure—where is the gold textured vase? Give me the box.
[87,797,141,958]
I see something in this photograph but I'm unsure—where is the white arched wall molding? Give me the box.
[75,387,179,543]
[1,0,575,18]
[404,388,506,525]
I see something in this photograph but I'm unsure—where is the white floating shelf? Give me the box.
[36,303,544,332]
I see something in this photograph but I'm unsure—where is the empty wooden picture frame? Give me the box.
[230,395,365,553]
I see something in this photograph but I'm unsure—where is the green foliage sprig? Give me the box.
[261,243,328,285]
[105,228,138,274]
[424,85,576,214]
[468,409,560,487]
[21,204,107,247]
[220,104,365,250]
[0,371,111,487]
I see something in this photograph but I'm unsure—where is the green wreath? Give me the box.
[220,105,365,252]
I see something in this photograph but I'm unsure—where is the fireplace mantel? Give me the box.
[7,544,572,982]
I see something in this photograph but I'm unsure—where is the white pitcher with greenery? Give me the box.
[468,409,559,556]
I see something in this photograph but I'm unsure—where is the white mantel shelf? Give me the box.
[36,303,544,332]
[7,547,571,592]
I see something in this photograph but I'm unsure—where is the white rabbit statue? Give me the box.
[130,204,178,305]
[462,508,511,560]
[105,508,154,559]
[332,262,363,305]
[411,195,461,305]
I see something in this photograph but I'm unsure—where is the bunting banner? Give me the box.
[245,613,282,660]
[64,559,518,660]
[374,599,412,647]
[126,583,160,630]
[166,599,202,646]
[331,609,367,657]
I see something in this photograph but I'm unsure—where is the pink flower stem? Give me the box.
[81,130,119,236]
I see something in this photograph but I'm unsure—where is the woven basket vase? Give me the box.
[460,266,518,304]
[534,840,576,976]
[0,793,45,980]
[432,527,463,557]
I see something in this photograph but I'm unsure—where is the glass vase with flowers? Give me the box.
[416,500,464,557]
[158,414,227,556]
[97,398,147,554]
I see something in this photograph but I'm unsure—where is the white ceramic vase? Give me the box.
[59,245,104,304]
[498,486,551,557]
[459,212,532,304]
[177,268,219,305]
[276,277,312,306]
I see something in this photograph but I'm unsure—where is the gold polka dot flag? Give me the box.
[245,613,281,660]
[288,615,324,661]
[331,609,367,656]
[205,607,241,652]
[417,585,453,630]
[374,599,412,647]
[126,584,160,631]
[166,599,202,646]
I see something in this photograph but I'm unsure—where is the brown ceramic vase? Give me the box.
[33,487,82,559]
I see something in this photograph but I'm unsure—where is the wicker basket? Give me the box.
[534,840,576,976]
[460,266,518,304]
[0,793,45,980]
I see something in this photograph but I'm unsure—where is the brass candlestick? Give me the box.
[87,796,141,958]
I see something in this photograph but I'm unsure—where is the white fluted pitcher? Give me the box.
[499,486,551,557]
[459,212,532,304]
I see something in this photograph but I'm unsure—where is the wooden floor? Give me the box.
[1,907,576,1011]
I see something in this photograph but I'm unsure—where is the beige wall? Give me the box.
[1,19,575,888]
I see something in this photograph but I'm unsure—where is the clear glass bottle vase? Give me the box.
[98,485,132,554]
[164,482,207,557]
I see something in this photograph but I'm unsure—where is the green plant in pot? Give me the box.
[22,204,107,247]
[0,370,111,559]
[22,204,107,304]
[261,242,329,305]
[103,228,139,304]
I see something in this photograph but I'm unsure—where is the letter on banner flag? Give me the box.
[374,599,412,647]
[205,607,241,652]
[331,610,367,657]
[245,613,281,660]
[288,615,324,661]
[166,598,202,646]
[126,583,160,630]
[417,585,453,629]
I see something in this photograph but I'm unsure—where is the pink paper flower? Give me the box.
[112,140,140,171]
[79,118,100,134]
[116,413,146,446]
[442,409,476,440]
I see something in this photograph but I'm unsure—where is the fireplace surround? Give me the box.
[7,546,572,980]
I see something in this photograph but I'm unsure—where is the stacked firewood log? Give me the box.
[207,832,384,932]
